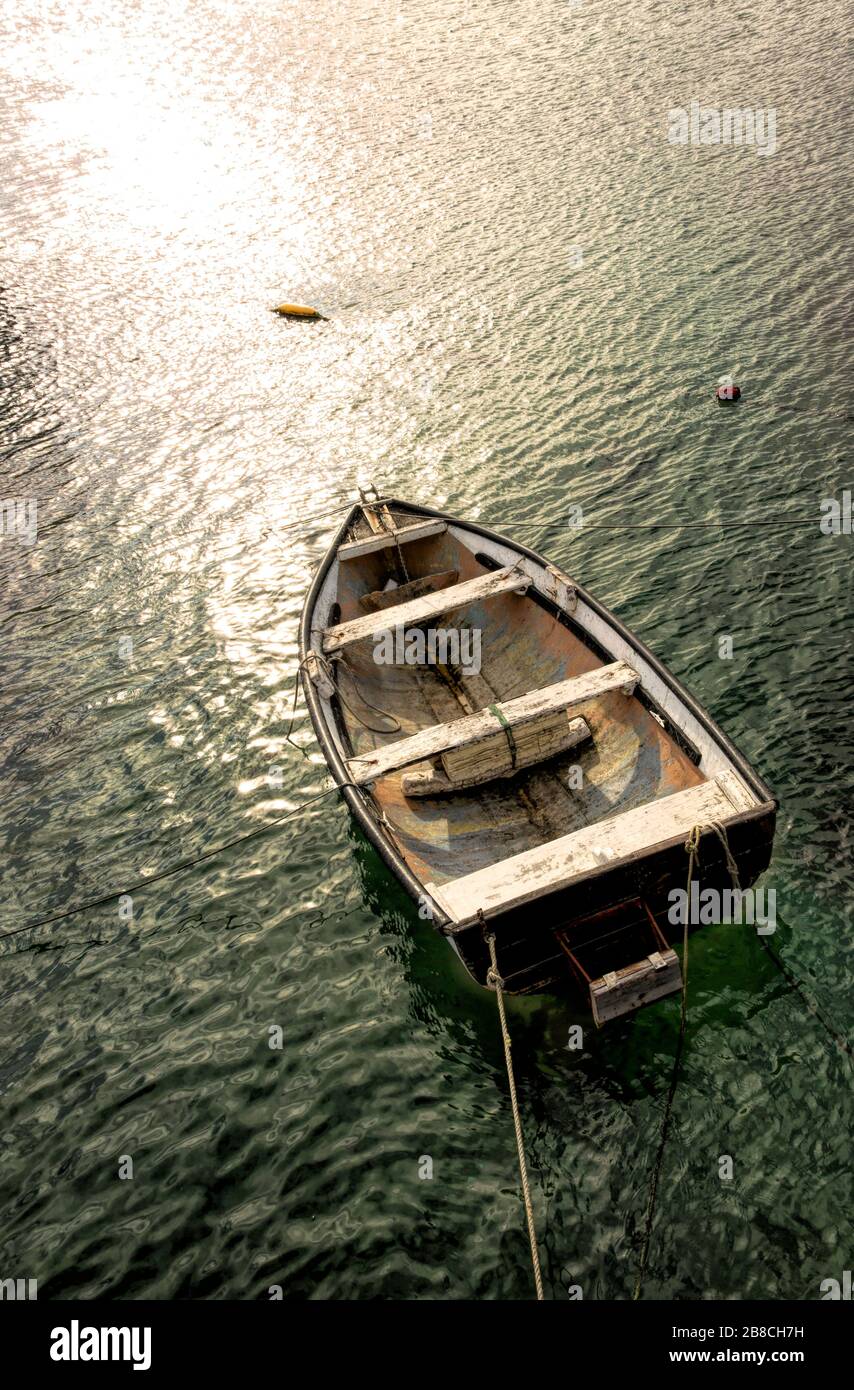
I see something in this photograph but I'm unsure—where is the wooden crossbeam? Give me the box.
[346,661,638,784]
[323,563,531,655]
[425,771,755,926]
[337,519,447,561]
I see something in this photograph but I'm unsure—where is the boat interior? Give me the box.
[308,499,760,928]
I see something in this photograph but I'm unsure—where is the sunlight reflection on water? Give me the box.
[0,0,851,1300]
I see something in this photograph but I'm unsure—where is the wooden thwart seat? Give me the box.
[359,569,459,613]
[346,660,639,785]
[323,563,532,655]
[401,713,591,796]
[426,770,755,927]
[338,518,447,561]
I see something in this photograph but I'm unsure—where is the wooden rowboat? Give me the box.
[299,493,777,1024]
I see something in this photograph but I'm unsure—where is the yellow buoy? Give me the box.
[273,303,327,321]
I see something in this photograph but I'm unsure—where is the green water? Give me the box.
[0,0,851,1299]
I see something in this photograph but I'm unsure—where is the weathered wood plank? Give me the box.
[359,569,459,613]
[426,771,755,925]
[323,563,532,654]
[337,518,447,561]
[441,709,587,785]
[589,949,682,1026]
[362,504,386,535]
[402,715,591,796]
[346,661,637,783]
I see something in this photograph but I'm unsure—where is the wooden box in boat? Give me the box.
[299,496,777,1017]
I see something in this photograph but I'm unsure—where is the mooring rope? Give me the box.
[284,656,317,759]
[678,821,848,1057]
[632,823,704,1299]
[0,781,352,945]
[332,657,402,735]
[758,935,852,1058]
[481,918,544,1300]
[287,652,401,742]
[632,818,850,1297]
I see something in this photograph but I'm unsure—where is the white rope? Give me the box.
[482,922,545,1300]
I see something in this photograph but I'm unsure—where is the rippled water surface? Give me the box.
[1,0,851,1299]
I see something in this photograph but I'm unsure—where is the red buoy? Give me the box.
[715,383,741,403]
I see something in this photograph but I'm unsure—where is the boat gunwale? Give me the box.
[298,497,779,930]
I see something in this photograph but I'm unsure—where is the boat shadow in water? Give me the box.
[346,817,717,1106]
[346,818,790,1299]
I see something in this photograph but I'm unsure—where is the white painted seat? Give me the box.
[426,771,755,927]
[346,661,638,785]
[323,563,532,655]
[338,518,447,561]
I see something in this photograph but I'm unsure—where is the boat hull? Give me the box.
[299,499,778,999]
